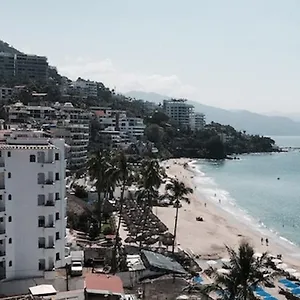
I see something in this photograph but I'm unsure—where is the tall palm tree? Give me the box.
[201,241,273,300]
[88,150,110,232]
[165,178,193,255]
[110,151,134,273]
[135,158,165,247]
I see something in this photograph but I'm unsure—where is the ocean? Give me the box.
[192,136,300,253]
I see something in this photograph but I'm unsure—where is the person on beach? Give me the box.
[219,199,221,204]
[261,237,263,245]
[266,238,269,246]
[204,203,207,207]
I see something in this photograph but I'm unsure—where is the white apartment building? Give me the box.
[163,99,195,129]
[194,113,206,130]
[0,129,66,281]
[92,107,145,140]
[58,103,90,171]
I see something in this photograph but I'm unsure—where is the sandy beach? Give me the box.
[156,158,300,269]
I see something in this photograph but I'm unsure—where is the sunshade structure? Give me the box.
[293,272,300,279]
[141,249,186,275]
[253,287,271,298]
[207,260,218,266]
[176,295,190,300]
[279,278,299,289]
[217,268,230,275]
[271,258,282,265]
[277,263,288,270]
[291,287,300,296]
[285,268,297,274]
[254,252,263,258]
[221,258,230,263]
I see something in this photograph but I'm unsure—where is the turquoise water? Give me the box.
[193,136,300,248]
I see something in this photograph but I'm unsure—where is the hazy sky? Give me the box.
[1,0,300,113]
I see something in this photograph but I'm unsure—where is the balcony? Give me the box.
[45,180,54,185]
[45,201,54,207]
[0,229,5,235]
[44,222,54,228]
[0,185,5,190]
[0,207,5,212]
[38,243,46,249]
[0,251,5,257]
[46,244,55,249]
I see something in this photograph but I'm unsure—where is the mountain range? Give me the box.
[125,91,300,136]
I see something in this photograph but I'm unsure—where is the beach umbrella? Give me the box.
[285,268,297,274]
[293,272,300,279]
[254,252,263,258]
[271,258,282,265]
[217,268,230,275]
[207,260,218,266]
[221,258,230,263]
[277,263,288,270]
[164,232,174,239]
[124,236,136,244]
[176,295,189,300]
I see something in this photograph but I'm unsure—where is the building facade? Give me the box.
[0,129,66,281]
[0,53,15,80]
[163,99,195,129]
[0,87,13,103]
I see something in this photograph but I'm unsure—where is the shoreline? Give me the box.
[157,158,300,268]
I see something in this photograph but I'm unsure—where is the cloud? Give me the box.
[57,57,198,99]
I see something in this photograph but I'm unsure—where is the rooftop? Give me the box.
[85,274,124,295]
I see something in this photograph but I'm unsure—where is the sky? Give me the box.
[1,0,300,114]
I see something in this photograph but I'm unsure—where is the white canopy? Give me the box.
[176,295,190,300]
[277,263,288,270]
[29,284,57,296]
[221,258,230,263]
[271,258,282,265]
[217,268,230,275]
[254,252,263,258]
[292,272,300,279]
[285,268,297,274]
[207,260,218,266]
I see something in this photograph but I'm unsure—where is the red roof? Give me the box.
[95,110,105,117]
[85,274,124,295]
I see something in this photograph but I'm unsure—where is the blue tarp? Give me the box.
[291,287,300,296]
[279,278,298,289]
[193,275,203,284]
[263,296,277,300]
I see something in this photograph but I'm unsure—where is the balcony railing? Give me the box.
[45,180,54,185]
[0,251,5,257]
[38,243,45,249]
[0,162,4,168]
[0,207,5,212]
[0,229,5,235]
[45,201,54,207]
[46,244,55,249]
[44,222,54,228]
[0,186,5,190]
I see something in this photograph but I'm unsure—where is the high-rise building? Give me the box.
[0,129,66,280]
[163,99,195,129]
[15,54,48,82]
[0,53,15,80]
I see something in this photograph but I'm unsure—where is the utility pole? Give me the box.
[65,263,69,291]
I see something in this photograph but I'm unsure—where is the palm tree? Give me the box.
[165,178,193,255]
[201,241,274,300]
[135,159,165,247]
[110,151,134,273]
[88,150,110,232]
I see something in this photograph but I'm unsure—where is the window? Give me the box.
[8,238,12,244]
[37,195,45,206]
[56,232,60,240]
[0,195,2,200]
[9,261,12,267]
[55,153,59,161]
[55,173,59,181]
[7,151,11,157]
[0,217,3,222]
[30,155,36,162]
[56,252,60,261]
[38,237,45,248]
[38,259,45,270]
[37,173,45,184]
[7,172,11,179]
[8,194,11,200]
[55,212,59,220]
[8,216,12,222]
[55,193,60,200]
[38,216,45,227]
